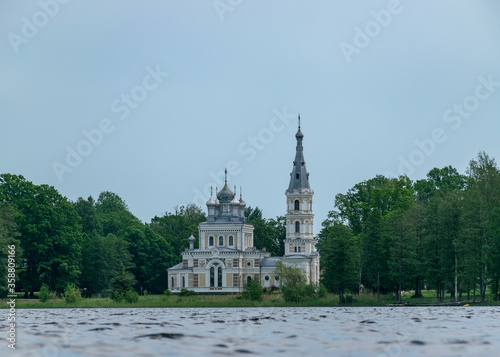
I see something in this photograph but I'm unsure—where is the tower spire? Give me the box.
[287,115,310,193]
[224,168,227,184]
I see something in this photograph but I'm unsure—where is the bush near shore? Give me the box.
[2,290,499,309]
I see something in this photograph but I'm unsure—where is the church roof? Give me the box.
[287,115,312,193]
[260,257,283,267]
[167,262,184,270]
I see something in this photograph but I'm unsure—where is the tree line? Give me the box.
[2,151,499,302]
[317,152,500,303]
[0,173,285,298]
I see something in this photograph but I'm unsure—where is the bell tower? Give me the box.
[285,115,315,256]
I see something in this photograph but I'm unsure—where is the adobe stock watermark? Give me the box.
[192,107,295,206]
[213,0,242,22]
[386,74,500,178]
[7,0,71,54]
[51,65,169,182]
[340,0,403,64]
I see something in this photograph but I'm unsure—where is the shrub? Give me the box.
[340,295,354,305]
[303,283,317,299]
[317,284,328,299]
[242,279,263,301]
[39,283,50,303]
[179,288,198,296]
[125,290,139,303]
[112,292,125,302]
[164,289,172,296]
[64,284,82,304]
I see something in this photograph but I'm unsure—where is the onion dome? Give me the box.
[230,186,240,205]
[206,187,216,206]
[216,169,235,202]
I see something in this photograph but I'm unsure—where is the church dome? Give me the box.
[217,182,235,202]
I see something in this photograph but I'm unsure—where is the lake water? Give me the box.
[3,306,499,356]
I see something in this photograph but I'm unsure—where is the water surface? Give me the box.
[3,306,499,356]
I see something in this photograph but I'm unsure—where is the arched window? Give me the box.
[182,276,185,288]
[209,236,214,246]
[210,267,215,287]
[218,267,222,287]
[294,200,300,211]
[228,236,234,246]
[247,276,252,284]
[171,277,174,288]
[295,221,300,233]
[218,236,224,246]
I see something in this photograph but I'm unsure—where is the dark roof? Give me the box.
[261,257,282,267]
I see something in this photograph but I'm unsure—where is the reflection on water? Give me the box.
[3,306,499,356]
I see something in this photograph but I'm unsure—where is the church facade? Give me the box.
[167,119,319,293]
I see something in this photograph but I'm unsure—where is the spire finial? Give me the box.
[210,186,213,198]
[234,185,236,194]
[240,186,242,200]
[298,114,301,129]
[224,168,227,184]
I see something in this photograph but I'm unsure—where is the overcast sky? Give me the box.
[2,1,500,235]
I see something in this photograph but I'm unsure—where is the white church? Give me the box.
[167,118,319,293]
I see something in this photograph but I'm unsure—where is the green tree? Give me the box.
[112,263,136,300]
[275,261,307,302]
[0,174,83,295]
[0,202,21,298]
[150,204,206,259]
[245,207,285,256]
[384,208,418,302]
[317,222,358,303]
[335,175,414,300]
[463,152,500,301]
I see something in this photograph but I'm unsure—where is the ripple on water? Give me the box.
[13,307,500,356]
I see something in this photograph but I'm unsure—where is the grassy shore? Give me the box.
[2,290,499,309]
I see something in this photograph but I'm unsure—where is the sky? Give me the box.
[1,1,500,236]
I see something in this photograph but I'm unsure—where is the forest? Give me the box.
[318,151,500,303]
[1,151,499,303]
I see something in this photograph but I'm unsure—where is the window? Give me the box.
[219,236,224,246]
[209,236,214,246]
[210,267,215,287]
[218,267,222,287]
[171,277,174,288]
[228,235,234,246]
[182,276,185,288]
[265,275,270,281]
[295,221,300,233]
[296,173,299,179]
[247,276,252,284]
[246,261,252,267]
[275,276,279,281]
[294,200,300,211]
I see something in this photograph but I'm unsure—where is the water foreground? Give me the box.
[3,306,499,356]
